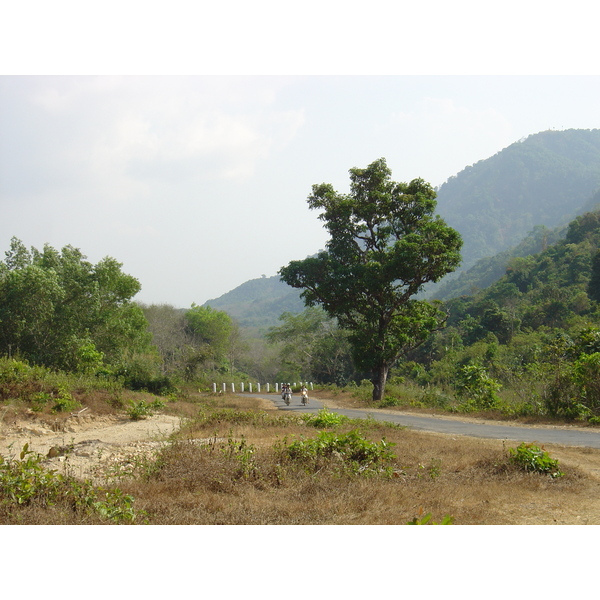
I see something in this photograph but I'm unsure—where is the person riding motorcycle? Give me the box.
[300,384,309,405]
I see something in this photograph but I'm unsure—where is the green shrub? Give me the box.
[303,408,349,428]
[127,398,165,421]
[353,380,374,402]
[0,444,145,522]
[455,364,501,410]
[51,386,80,413]
[418,387,452,409]
[285,429,396,476]
[508,442,564,478]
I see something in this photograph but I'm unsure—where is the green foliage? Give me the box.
[266,307,355,384]
[454,364,501,409]
[508,442,564,478]
[279,158,462,401]
[0,444,145,522]
[185,304,233,366]
[407,509,454,525]
[51,386,80,413]
[126,398,166,421]
[223,435,258,479]
[115,353,176,395]
[302,408,349,428]
[285,429,396,475]
[352,379,375,402]
[0,238,151,372]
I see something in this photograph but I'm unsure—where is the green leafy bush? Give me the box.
[508,442,564,478]
[127,398,165,421]
[455,364,501,410]
[0,444,145,522]
[303,408,349,428]
[51,386,80,413]
[285,430,396,475]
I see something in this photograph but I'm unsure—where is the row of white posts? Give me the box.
[212,382,314,394]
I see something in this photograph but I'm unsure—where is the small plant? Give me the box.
[0,444,146,522]
[223,435,258,479]
[51,386,80,413]
[285,429,396,476]
[508,442,564,478]
[127,398,165,421]
[407,507,454,525]
[303,408,349,428]
[31,391,53,412]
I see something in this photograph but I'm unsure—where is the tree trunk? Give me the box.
[371,363,389,402]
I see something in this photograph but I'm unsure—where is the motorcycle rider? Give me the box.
[300,384,309,404]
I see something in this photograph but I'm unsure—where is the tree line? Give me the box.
[4,155,600,423]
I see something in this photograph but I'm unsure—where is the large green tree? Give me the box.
[184,304,243,376]
[279,158,462,401]
[0,237,151,371]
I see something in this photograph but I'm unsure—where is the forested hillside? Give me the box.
[205,129,600,328]
[392,207,600,420]
[203,275,303,331]
[429,224,566,300]
[435,128,600,271]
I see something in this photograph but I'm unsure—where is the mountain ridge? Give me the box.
[204,129,600,330]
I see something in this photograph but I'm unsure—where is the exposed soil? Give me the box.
[0,410,182,484]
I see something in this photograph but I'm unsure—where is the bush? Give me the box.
[127,398,166,421]
[51,386,80,413]
[284,430,396,476]
[353,380,374,402]
[0,444,145,522]
[508,442,564,478]
[455,364,501,410]
[303,408,349,428]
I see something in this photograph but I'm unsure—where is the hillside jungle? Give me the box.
[4,200,600,425]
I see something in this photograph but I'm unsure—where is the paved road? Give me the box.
[243,392,600,449]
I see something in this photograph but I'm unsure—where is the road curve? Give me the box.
[242,392,600,449]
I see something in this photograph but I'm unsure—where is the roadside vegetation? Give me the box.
[0,365,592,524]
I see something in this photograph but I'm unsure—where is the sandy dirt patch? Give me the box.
[0,411,181,483]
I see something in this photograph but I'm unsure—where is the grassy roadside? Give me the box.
[2,369,599,524]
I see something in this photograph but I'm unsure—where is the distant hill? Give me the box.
[203,275,303,331]
[435,128,600,272]
[441,207,600,343]
[431,187,600,300]
[205,129,600,330]
[429,223,567,300]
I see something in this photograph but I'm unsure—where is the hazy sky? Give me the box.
[2,3,599,309]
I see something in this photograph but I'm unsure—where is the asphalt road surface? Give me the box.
[242,392,600,449]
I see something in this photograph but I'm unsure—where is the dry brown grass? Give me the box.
[112,393,599,525]
[3,390,600,525]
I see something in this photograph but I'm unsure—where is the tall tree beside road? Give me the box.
[279,158,463,401]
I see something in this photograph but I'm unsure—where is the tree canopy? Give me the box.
[0,237,151,371]
[279,158,462,400]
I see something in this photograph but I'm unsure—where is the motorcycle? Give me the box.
[283,391,292,405]
[301,390,309,405]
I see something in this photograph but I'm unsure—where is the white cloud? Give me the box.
[0,76,307,224]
